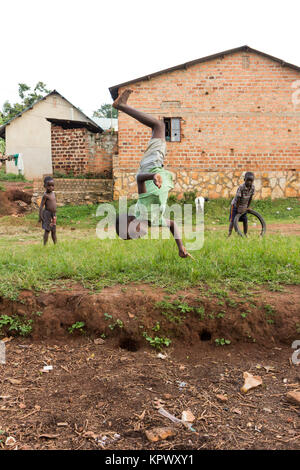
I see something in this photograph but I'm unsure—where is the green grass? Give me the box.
[24,200,138,230]
[196,197,300,225]
[0,170,26,182]
[0,231,299,299]
[22,197,300,231]
[0,196,299,299]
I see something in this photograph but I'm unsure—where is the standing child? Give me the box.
[228,172,255,237]
[113,89,190,258]
[39,176,57,245]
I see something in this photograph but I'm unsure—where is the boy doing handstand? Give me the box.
[113,89,189,258]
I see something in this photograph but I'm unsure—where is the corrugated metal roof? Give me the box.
[46,118,103,133]
[109,45,300,100]
[92,117,118,131]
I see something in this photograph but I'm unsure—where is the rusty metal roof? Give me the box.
[109,45,300,100]
[46,118,103,133]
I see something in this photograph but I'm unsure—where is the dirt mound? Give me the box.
[0,284,299,347]
[0,189,32,216]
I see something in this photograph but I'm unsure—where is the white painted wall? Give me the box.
[5,93,93,179]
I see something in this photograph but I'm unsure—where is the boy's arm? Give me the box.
[164,218,189,258]
[136,173,162,194]
[247,195,253,208]
[39,195,46,222]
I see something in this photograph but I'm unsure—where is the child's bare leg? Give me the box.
[43,230,50,245]
[164,218,189,258]
[51,227,57,244]
[113,89,165,139]
[228,219,234,237]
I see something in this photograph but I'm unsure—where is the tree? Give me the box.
[93,103,118,119]
[0,81,51,124]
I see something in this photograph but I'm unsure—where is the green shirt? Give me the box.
[135,167,174,226]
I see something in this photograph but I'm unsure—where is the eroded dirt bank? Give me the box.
[0,283,299,347]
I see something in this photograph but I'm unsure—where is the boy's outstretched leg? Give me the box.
[113,89,165,139]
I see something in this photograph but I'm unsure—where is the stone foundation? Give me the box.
[113,170,300,200]
[32,178,113,206]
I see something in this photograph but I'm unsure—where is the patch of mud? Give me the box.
[0,284,299,347]
[0,188,32,216]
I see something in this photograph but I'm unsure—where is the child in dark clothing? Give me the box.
[39,176,57,245]
[228,172,255,237]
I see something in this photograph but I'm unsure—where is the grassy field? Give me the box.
[22,196,300,229]
[0,197,299,299]
[0,230,299,299]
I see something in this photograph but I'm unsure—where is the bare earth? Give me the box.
[0,284,299,451]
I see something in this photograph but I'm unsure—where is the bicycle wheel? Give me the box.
[233,209,266,237]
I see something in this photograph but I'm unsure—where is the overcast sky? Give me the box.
[1,0,299,118]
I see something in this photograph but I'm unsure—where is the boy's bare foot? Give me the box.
[153,173,162,188]
[113,89,133,109]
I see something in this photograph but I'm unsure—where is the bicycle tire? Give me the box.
[233,209,266,237]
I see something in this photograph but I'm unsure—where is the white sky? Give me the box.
[1,0,300,118]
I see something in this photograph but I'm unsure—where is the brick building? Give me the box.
[49,118,117,178]
[0,90,117,180]
[109,46,300,200]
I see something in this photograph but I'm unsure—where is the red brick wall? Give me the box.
[51,125,116,177]
[117,51,300,172]
[51,125,89,175]
[87,131,117,177]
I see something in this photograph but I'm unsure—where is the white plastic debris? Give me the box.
[177,381,187,389]
[263,408,272,413]
[195,196,205,213]
[96,433,120,446]
[43,365,53,371]
[5,436,17,447]
[158,407,195,432]
[0,340,5,365]
[157,353,167,360]
[158,407,182,424]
